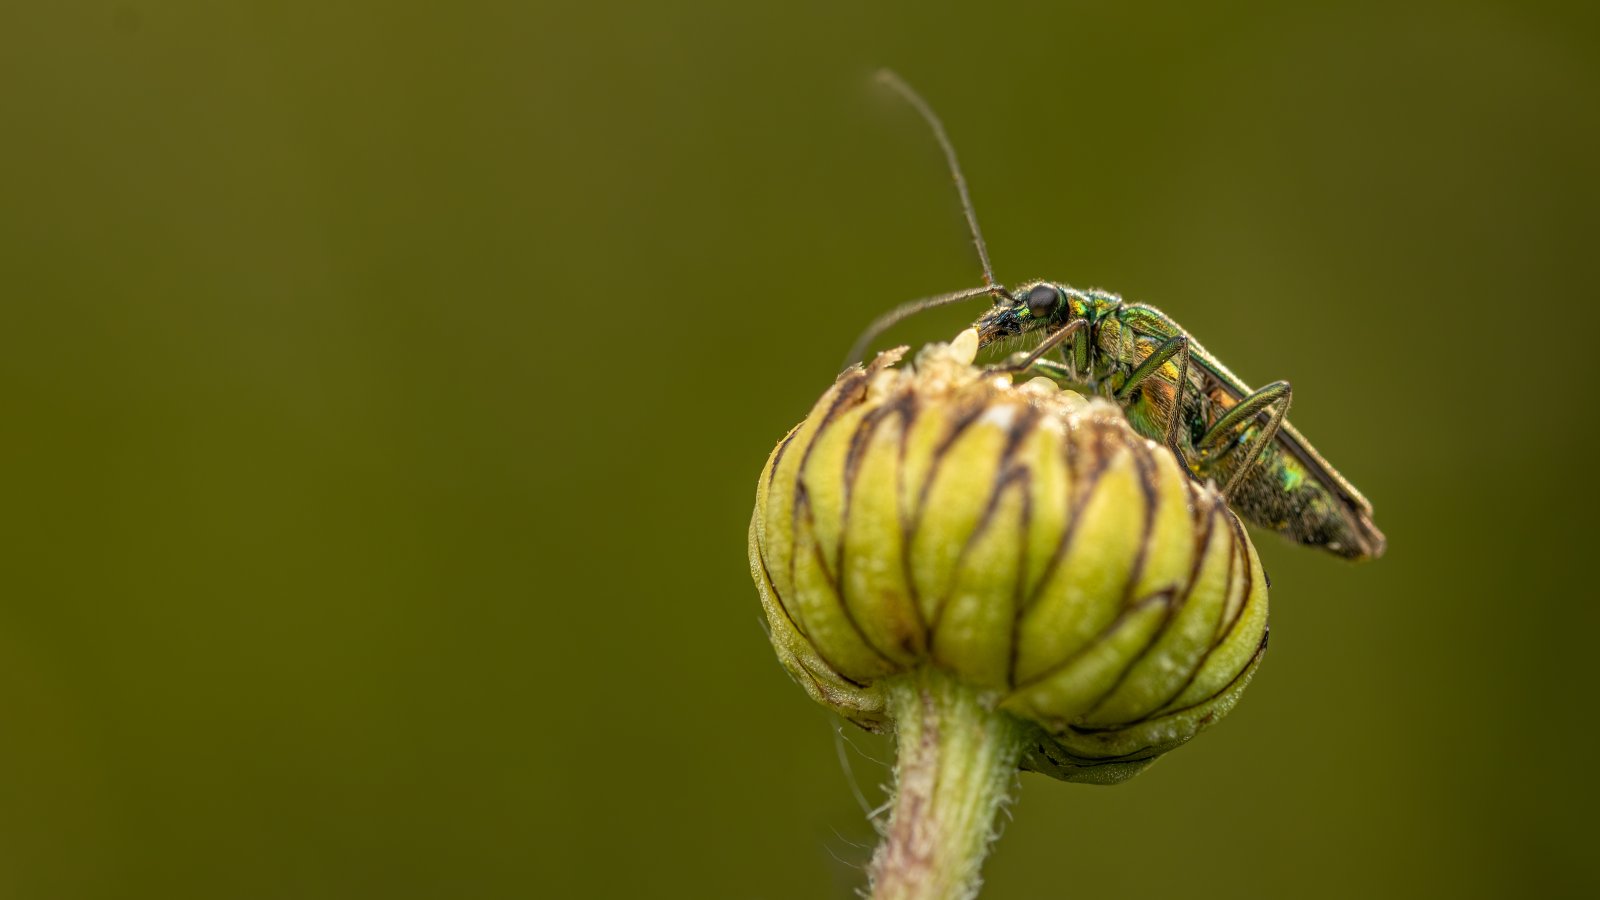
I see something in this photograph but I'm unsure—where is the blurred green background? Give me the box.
[2,1,1596,897]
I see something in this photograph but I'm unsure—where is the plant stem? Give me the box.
[868,667,1028,900]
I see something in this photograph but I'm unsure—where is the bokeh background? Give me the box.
[2,1,1597,897]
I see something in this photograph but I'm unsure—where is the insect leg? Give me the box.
[1111,334,1194,476]
[985,319,1087,375]
[1020,357,1076,381]
[1068,318,1091,381]
[1197,381,1293,499]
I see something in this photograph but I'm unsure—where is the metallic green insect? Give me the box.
[848,71,1385,561]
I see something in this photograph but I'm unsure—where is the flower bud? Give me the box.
[749,331,1269,783]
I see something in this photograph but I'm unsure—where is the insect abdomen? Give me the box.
[1196,420,1384,560]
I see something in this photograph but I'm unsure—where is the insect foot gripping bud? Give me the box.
[749,329,1269,900]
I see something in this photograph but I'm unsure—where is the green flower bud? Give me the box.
[749,331,1268,784]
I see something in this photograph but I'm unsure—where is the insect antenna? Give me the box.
[875,68,1001,292]
[842,71,1014,368]
[843,285,997,368]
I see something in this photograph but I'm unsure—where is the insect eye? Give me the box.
[1025,285,1059,319]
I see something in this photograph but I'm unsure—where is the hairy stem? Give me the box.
[868,667,1028,900]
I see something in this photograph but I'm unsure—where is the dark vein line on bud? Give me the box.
[1006,412,1100,689]
[1128,500,1228,723]
[926,464,1032,638]
[787,369,870,495]
[800,486,898,672]
[757,552,806,639]
[1217,515,1260,645]
[923,401,1040,638]
[840,401,925,663]
[1080,587,1179,724]
[894,395,928,639]
[1153,509,1246,716]
[757,526,872,691]
[1006,590,1171,696]
[1119,432,1158,626]
[909,400,992,538]
[1013,456,1035,688]
[1078,441,1187,723]
[1143,515,1262,720]
[905,399,994,628]
[1029,740,1161,769]
[766,423,805,492]
[1072,625,1269,736]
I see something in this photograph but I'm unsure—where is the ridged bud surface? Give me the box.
[750,332,1269,783]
